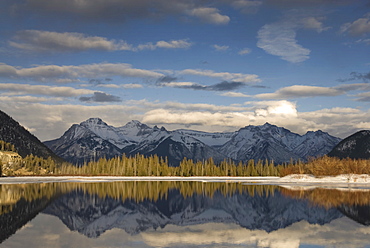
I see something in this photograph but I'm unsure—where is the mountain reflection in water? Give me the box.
[1,181,370,247]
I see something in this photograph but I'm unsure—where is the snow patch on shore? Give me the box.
[1,174,370,188]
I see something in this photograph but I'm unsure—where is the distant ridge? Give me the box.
[0,109,62,162]
[44,118,342,165]
[328,130,370,159]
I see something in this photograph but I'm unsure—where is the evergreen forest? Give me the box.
[2,140,370,177]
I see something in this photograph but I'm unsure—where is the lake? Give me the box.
[1,180,370,248]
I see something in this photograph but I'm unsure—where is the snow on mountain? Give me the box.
[44,123,123,164]
[79,118,131,149]
[176,129,235,147]
[116,120,154,143]
[44,119,341,165]
[219,123,341,164]
[293,130,342,159]
[129,128,225,165]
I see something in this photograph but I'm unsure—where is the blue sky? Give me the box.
[1,0,370,141]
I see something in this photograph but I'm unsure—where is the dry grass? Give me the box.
[281,187,370,208]
[280,156,370,177]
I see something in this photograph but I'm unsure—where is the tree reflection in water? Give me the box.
[1,181,370,244]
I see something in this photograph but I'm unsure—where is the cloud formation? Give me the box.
[354,92,370,102]
[340,13,370,36]
[213,44,229,51]
[159,81,246,91]
[256,85,343,99]
[238,48,251,55]
[9,30,131,52]
[337,71,370,83]
[0,63,164,82]
[2,97,370,141]
[180,69,261,84]
[257,15,328,63]
[136,39,192,50]
[257,22,310,63]
[9,30,192,53]
[79,92,121,102]
[220,92,250,97]
[0,83,94,97]
[265,0,351,7]
[229,0,262,13]
[101,83,143,89]
[11,0,233,25]
[188,7,230,25]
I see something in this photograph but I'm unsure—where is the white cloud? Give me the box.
[354,91,370,102]
[180,69,261,83]
[356,38,370,45]
[0,63,164,82]
[230,0,263,13]
[137,39,192,50]
[0,103,145,141]
[0,96,62,103]
[142,108,252,127]
[158,82,197,88]
[0,83,94,97]
[0,63,18,77]
[341,13,370,36]
[213,44,229,51]
[9,30,192,53]
[238,48,251,55]
[155,40,192,49]
[2,98,370,141]
[257,22,311,63]
[301,17,330,33]
[220,92,250,97]
[188,7,230,25]
[96,83,143,89]
[256,85,343,99]
[9,30,132,52]
[257,15,329,63]
[254,100,298,116]
[14,0,235,25]
[140,218,370,248]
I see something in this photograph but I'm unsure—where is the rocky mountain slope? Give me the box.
[44,118,341,165]
[328,130,370,159]
[0,110,61,161]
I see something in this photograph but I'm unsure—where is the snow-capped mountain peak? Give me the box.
[80,118,108,127]
[44,119,342,165]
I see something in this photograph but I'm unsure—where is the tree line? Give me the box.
[3,140,370,177]
[0,140,16,152]
[57,154,284,177]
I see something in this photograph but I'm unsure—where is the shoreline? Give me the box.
[1,174,370,188]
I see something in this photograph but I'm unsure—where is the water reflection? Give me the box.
[1,181,370,247]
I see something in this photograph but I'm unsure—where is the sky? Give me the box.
[1,0,370,141]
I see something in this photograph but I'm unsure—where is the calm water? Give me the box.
[1,181,370,248]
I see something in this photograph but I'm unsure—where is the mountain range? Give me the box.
[44,118,342,165]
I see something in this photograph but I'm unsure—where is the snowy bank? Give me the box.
[1,174,370,187]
